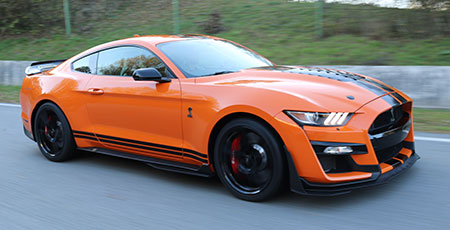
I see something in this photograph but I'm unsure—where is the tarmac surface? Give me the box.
[1,105,449,229]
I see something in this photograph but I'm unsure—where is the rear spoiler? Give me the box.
[25,59,66,75]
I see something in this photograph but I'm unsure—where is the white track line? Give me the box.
[0,103,21,108]
[1,103,449,143]
[415,136,450,143]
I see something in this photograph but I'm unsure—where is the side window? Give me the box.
[97,46,172,77]
[72,53,97,74]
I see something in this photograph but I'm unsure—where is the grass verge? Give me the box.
[413,108,450,133]
[0,85,21,104]
[0,1,449,65]
[1,84,449,133]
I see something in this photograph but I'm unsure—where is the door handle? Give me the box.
[87,88,104,95]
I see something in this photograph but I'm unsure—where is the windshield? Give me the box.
[157,39,272,78]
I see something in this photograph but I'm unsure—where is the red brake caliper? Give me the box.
[44,116,51,135]
[231,135,241,174]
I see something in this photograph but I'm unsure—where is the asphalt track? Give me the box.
[1,105,449,230]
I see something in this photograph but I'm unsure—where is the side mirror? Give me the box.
[132,68,171,83]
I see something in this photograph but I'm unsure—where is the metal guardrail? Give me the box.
[0,61,448,108]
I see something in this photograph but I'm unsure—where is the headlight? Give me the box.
[284,111,352,126]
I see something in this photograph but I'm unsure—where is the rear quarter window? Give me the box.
[72,53,98,74]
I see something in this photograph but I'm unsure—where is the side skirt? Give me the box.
[78,147,213,178]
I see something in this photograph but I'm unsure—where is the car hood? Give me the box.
[207,66,397,113]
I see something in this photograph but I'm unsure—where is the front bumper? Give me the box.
[288,150,419,196]
[273,93,418,195]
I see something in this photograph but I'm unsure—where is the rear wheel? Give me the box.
[34,102,76,162]
[214,118,285,201]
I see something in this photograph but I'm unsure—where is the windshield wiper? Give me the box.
[199,71,236,77]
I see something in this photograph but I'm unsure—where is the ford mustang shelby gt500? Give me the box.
[20,34,418,201]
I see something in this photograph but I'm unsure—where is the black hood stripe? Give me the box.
[360,77,394,93]
[391,92,407,103]
[359,78,409,105]
[359,77,410,104]
[359,79,402,104]
[353,80,388,97]
[381,94,401,107]
[255,66,402,106]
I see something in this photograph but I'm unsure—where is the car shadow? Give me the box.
[71,150,225,191]
[68,150,421,207]
[271,166,421,207]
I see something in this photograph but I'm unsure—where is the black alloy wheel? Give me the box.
[214,118,286,201]
[34,102,76,162]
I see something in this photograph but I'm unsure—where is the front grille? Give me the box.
[370,104,412,163]
[369,105,408,135]
[374,141,403,163]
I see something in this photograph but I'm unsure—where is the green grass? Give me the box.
[1,85,449,133]
[0,85,21,104]
[0,0,449,65]
[413,108,450,133]
[1,34,448,65]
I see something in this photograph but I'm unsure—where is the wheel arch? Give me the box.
[30,99,66,139]
[207,112,287,172]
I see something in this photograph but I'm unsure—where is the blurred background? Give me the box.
[0,2,450,229]
[0,0,449,132]
[0,0,449,65]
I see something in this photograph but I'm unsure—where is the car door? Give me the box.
[84,45,183,160]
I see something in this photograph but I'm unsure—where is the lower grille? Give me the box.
[375,141,403,163]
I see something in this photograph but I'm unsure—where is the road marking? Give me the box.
[415,136,450,143]
[1,103,449,143]
[0,103,21,108]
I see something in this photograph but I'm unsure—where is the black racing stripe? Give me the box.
[74,134,98,141]
[96,133,184,152]
[352,80,387,96]
[183,148,207,159]
[381,94,401,107]
[99,138,183,156]
[385,158,402,168]
[184,153,208,164]
[391,92,407,103]
[73,130,95,136]
[324,70,388,96]
[74,131,207,163]
[361,78,394,92]
[100,138,206,163]
[257,66,388,97]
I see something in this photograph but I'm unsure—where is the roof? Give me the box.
[121,34,219,45]
[65,34,223,64]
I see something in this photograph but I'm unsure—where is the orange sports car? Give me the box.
[20,34,419,201]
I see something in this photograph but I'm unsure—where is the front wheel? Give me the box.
[34,102,76,162]
[214,118,286,201]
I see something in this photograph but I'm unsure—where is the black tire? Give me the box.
[213,118,286,201]
[33,102,76,162]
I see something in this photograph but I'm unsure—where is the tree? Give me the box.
[412,0,450,9]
